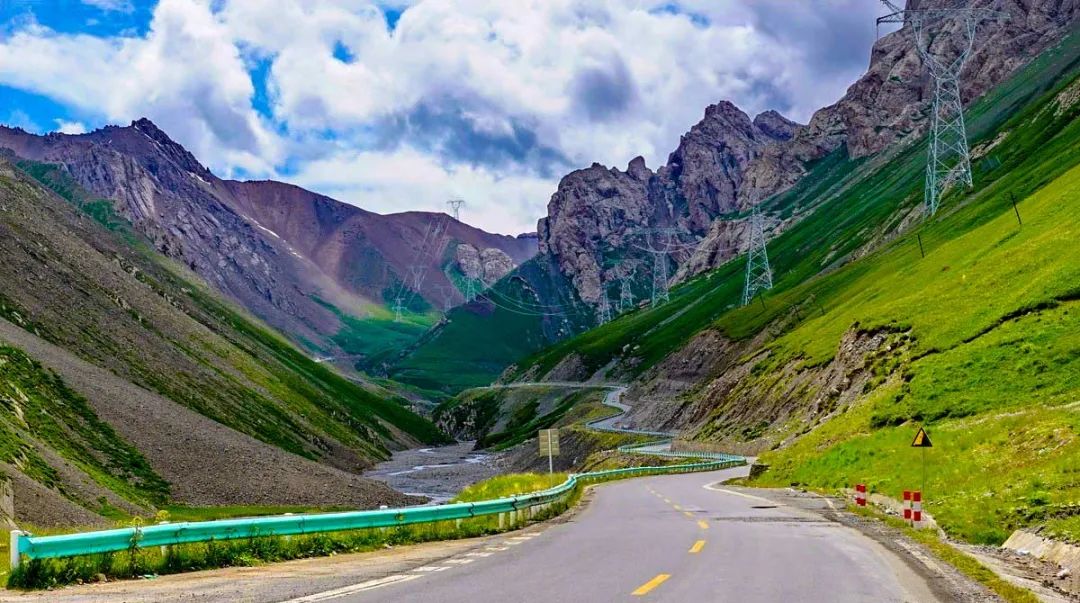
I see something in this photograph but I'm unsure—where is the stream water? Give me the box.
[367,442,501,504]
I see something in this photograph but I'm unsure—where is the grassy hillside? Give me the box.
[390,256,594,393]
[0,156,450,524]
[512,29,1080,385]
[496,31,1080,546]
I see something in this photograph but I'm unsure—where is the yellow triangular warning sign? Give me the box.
[911,427,933,448]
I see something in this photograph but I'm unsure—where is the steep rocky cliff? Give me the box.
[536,104,799,302]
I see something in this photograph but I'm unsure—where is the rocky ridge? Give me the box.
[0,122,536,358]
[537,0,1079,301]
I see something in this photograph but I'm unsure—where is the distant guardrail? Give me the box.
[9,456,744,569]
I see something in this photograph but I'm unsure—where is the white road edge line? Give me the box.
[703,483,779,505]
[280,574,421,602]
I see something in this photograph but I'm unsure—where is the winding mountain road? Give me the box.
[289,467,943,603]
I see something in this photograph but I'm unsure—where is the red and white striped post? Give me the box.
[903,490,912,524]
[855,484,866,506]
[912,491,923,524]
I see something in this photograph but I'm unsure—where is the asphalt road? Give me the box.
[288,466,939,603]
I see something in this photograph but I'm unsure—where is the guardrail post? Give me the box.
[9,529,24,570]
[498,513,506,529]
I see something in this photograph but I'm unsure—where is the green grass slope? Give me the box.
[512,29,1080,385]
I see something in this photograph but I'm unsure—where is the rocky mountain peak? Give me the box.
[752,110,801,142]
[626,156,652,180]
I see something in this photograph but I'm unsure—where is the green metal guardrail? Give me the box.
[9,455,744,568]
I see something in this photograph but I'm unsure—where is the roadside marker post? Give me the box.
[903,491,912,524]
[911,426,933,501]
[10,529,24,570]
[855,484,866,506]
[912,491,923,524]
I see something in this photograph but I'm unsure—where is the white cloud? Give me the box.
[54,120,87,134]
[80,0,135,13]
[0,0,881,234]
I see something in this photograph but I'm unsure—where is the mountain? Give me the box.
[393,0,1079,393]
[0,156,451,527]
[503,24,1080,545]
[0,122,536,374]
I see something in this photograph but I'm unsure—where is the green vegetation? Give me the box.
[160,504,351,523]
[391,257,594,393]
[512,30,1080,385]
[452,473,570,502]
[311,296,437,371]
[0,346,169,509]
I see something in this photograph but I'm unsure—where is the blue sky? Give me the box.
[0,0,883,234]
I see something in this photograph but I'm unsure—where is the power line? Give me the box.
[877,2,1009,215]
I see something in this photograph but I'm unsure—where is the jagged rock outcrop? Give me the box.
[537,105,802,302]
[455,244,517,285]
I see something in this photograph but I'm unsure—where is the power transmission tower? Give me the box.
[618,276,635,311]
[464,277,477,302]
[447,199,466,222]
[651,253,670,307]
[741,205,773,306]
[393,296,405,322]
[878,2,1008,215]
[630,228,696,308]
[596,288,612,325]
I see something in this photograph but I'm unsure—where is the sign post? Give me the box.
[911,426,933,498]
[538,429,560,474]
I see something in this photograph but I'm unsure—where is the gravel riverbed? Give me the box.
[367,442,504,503]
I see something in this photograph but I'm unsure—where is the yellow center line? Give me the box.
[682,511,694,519]
[688,540,706,554]
[673,504,683,511]
[632,573,671,596]
[697,520,709,530]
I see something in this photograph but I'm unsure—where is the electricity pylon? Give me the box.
[741,205,773,306]
[596,288,612,325]
[631,228,695,307]
[878,1,1008,215]
[447,199,466,222]
[393,296,405,322]
[618,276,635,311]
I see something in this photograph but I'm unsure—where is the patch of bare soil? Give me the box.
[0,320,417,510]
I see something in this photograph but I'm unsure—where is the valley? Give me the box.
[0,0,1077,599]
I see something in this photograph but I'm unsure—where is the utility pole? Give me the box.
[878,2,1008,215]
[447,199,466,222]
[742,205,773,306]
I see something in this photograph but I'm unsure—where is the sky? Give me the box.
[0,0,885,235]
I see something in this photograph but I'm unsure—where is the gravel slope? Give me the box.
[0,319,418,510]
